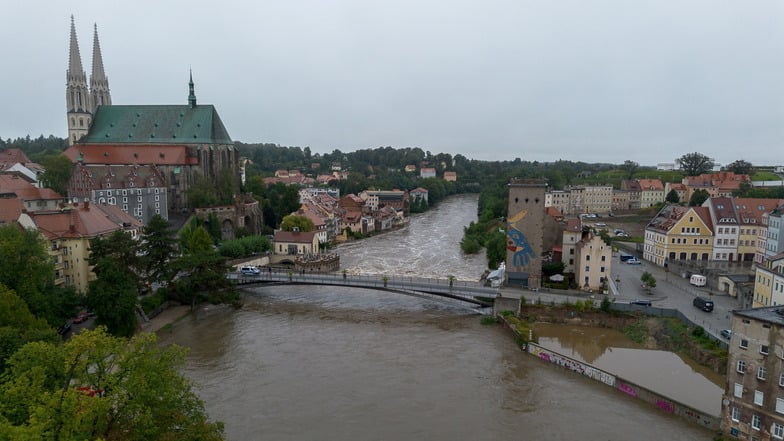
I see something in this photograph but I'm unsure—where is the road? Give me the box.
[500,250,742,342]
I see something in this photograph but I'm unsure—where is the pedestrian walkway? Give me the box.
[140,305,191,333]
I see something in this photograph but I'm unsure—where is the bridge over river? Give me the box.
[231,271,499,307]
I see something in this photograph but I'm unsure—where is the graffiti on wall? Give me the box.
[506,209,536,267]
[528,344,615,386]
[618,383,638,397]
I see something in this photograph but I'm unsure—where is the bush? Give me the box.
[600,296,612,312]
[140,290,166,314]
[480,316,499,325]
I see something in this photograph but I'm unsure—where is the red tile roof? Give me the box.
[0,175,64,200]
[273,230,317,243]
[30,202,138,240]
[0,149,32,169]
[0,198,23,224]
[63,144,193,165]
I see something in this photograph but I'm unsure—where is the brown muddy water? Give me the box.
[159,286,717,440]
[533,323,724,416]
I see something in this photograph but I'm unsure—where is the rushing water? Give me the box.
[159,195,717,440]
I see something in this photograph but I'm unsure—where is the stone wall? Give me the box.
[525,341,720,431]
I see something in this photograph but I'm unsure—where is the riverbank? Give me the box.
[140,304,192,333]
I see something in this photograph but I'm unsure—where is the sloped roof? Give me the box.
[273,230,317,243]
[733,198,784,225]
[0,198,23,224]
[647,204,713,234]
[64,144,192,165]
[30,202,137,240]
[0,148,31,169]
[638,179,663,191]
[79,104,232,145]
[565,217,582,232]
[0,175,64,200]
[707,197,738,225]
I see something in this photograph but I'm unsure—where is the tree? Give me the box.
[0,225,77,326]
[0,285,59,373]
[89,230,144,291]
[216,167,239,205]
[281,214,314,232]
[677,152,714,176]
[641,271,657,289]
[621,160,639,179]
[186,173,219,208]
[171,250,236,310]
[689,189,710,207]
[725,159,753,175]
[665,189,680,204]
[86,259,138,337]
[180,221,215,254]
[0,328,225,440]
[140,214,179,285]
[38,154,74,196]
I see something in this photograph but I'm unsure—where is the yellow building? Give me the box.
[752,253,784,308]
[644,205,714,267]
[18,201,142,293]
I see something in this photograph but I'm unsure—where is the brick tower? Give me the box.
[505,178,547,289]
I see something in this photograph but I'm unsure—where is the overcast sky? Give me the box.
[2,1,783,166]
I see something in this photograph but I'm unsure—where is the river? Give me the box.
[159,194,717,440]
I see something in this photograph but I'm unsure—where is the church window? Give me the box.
[79,118,84,127]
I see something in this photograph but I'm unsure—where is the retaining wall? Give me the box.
[525,341,720,431]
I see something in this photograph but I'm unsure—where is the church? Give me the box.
[62,17,257,233]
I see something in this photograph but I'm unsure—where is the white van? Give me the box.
[690,274,706,287]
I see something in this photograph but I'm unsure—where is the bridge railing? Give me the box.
[231,270,498,300]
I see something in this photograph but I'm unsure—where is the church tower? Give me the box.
[66,16,92,145]
[90,23,111,110]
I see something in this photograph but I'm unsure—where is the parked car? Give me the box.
[626,257,642,265]
[240,266,261,275]
[73,311,89,324]
[693,296,714,312]
[630,300,652,307]
[720,329,732,340]
[595,222,607,227]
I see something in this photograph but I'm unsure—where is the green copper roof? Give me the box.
[81,105,233,145]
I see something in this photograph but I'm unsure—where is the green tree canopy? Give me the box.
[621,160,639,179]
[86,259,138,337]
[0,225,75,326]
[0,327,225,440]
[38,154,74,196]
[677,152,714,177]
[725,159,753,175]
[171,250,236,310]
[180,221,215,254]
[281,214,314,232]
[689,189,710,207]
[641,271,657,289]
[665,189,680,204]
[0,285,59,373]
[140,214,179,285]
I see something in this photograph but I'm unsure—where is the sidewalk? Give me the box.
[140,304,192,333]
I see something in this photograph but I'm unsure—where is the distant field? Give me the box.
[751,172,782,181]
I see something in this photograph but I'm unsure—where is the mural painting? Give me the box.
[506,209,536,267]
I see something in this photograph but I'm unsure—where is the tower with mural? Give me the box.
[505,178,547,289]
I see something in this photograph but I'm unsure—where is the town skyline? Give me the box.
[2,1,782,166]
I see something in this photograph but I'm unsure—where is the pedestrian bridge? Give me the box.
[231,271,499,307]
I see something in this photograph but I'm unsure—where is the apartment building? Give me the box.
[722,306,784,440]
[643,205,714,267]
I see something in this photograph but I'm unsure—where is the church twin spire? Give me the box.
[66,16,111,145]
